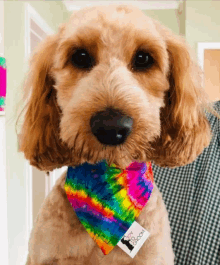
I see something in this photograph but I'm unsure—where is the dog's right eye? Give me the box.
[132,50,154,71]
[71,49,95,70]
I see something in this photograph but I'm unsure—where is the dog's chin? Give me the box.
[67,142,154,170]
[72,155,132,169]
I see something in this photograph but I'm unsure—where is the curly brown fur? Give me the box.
[16,4,219,265]
[25,172,174,265]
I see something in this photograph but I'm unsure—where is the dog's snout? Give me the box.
[90,108,133,146]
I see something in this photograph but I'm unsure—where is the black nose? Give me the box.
[90,108,133,146]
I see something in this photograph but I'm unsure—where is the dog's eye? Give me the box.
[132,51,154,71]
[71,49,95,69]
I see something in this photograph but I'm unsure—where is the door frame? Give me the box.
[24,3,54,259]
[198,42,220,102]
[0,1,9,264]
[198,42,220,70]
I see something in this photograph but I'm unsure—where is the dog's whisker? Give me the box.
[47,150,54,162]
[73,131,80,154]
[86,148,92,161]
[70,147,73,163]
[94,149,101,164]
[79,140,86,159]
[38,155,42,163]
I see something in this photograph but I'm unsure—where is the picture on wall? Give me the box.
[0,57,6,114]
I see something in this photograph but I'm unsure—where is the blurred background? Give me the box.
[0,0,220,264]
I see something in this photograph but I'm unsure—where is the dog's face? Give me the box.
[53,5,170,168]
[19,5,212,171]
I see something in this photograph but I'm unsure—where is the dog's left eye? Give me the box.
[71,48,95,69]
[132,51,154,71]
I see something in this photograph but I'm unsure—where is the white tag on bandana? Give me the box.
[117,221,150,258]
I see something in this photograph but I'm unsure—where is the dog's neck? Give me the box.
[70,160,151,171]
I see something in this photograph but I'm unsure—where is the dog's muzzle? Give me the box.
[90,108,133,146]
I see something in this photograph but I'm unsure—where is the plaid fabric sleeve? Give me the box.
[152,100,220,265]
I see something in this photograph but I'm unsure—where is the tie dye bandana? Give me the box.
[64,160,154,255]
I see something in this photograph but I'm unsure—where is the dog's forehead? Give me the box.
[63,5,159,40]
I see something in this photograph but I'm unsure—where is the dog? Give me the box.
[18,4,217,265]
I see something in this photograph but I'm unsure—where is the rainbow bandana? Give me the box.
[64,160,154,255]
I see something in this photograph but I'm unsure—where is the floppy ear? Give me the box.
[18,33,72,171]
[150,20,212,168]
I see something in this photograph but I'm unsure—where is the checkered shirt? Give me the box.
[152,100,220,265]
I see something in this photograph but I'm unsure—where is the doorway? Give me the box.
[198,42,220,102]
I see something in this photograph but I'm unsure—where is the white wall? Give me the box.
[0,1,9,265]
[0,1,4,53]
